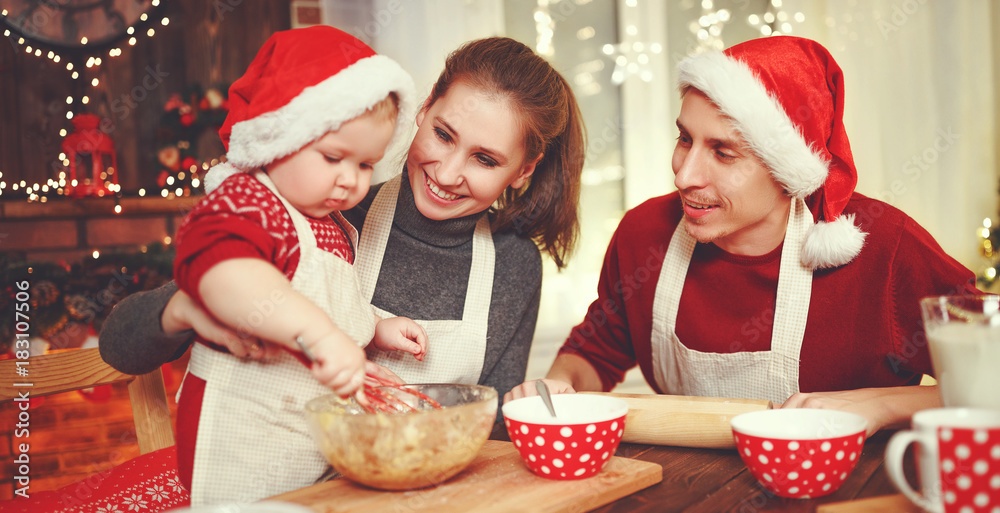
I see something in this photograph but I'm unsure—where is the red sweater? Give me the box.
[560,192,979,395]
[173,172,355,305]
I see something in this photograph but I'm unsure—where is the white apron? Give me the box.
[650,197,813,404]
[185,170,376,505]
[355,174,494,384]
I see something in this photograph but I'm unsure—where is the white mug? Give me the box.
[886,408,1000,513]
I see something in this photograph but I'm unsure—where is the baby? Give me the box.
[170,26,421,504]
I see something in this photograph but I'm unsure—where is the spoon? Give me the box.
[535,380,557,418]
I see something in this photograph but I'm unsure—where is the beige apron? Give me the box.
[650,197,813,404]
[186,170,376,505]
[355,174,493,384]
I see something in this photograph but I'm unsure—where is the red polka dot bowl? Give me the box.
[730,408,868,499]
[502,393,628,480]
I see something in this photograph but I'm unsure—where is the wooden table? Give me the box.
[491,424,918,513]
[582,429,916,513]
[272,426,920,512]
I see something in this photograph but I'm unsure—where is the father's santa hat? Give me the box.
[677,36,865,270]
[204,25,415,193]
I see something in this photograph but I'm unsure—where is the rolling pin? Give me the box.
[580,392,772,449]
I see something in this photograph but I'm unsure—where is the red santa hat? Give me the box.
[204,25,415,193]
[677,36,865,269]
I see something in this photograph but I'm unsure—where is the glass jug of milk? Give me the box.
[920,295,1000,410]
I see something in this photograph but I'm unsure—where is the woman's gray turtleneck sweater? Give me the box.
[98,174,542,399]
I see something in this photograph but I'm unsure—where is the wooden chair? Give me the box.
[0,348,190,511]
[0,347,175,454]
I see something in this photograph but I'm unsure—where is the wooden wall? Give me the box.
[0,0,291,192]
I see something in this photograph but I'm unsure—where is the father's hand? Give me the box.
[778,386,943,437]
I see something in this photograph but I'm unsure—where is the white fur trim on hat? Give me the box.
[203,161,241,195]
[677,51,828,198]
[226,54,415,170]
[801,214,866,269]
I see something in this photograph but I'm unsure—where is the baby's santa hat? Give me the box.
[204,25,415,193]
[677,36,865,269]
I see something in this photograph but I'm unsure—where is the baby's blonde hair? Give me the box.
[364,92,400,123]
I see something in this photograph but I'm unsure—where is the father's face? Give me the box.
[671,89,790,256]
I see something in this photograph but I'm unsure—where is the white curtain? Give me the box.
[790,0,998,271]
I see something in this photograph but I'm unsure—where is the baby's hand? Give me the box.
[303,330,366,397]
[373,317,428,361]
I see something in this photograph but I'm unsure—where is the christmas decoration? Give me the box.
[976,216,1000,291]
[61,113,121,198]
[689,2,732,52]
[746,1,806,38]
[0,0,169,204]
[0,243,175,355]
[154,84,230,198]
[601,38,663,85]
[599,0,663,85]
[533,0,556,57]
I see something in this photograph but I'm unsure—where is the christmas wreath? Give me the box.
[0,244,175,355]
[154,84,230,195]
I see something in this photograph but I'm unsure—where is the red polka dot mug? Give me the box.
[886,408,1000,513]
[502,393,628,480]
[730,408,868,498]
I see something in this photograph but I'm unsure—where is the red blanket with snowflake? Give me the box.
[0,446,189,513]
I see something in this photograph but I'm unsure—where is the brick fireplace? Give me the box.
[1,195,198,499]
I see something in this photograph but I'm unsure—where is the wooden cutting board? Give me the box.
[269,440,662,512]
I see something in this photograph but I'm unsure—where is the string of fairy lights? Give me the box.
[0,0,189,207]
[532,0,804,90]
[747,0,806,38]
[976,218,1000,290]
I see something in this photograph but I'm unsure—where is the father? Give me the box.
[507,36,978,435]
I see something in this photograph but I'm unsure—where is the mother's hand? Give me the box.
[162,289,279,361]
[364,360,405,385]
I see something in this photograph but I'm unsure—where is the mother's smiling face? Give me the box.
[405,80,540,221]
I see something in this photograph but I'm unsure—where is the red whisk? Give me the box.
[360,372,443,414]
[294,337,443,414]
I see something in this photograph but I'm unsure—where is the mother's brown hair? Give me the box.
[426,37,585,269]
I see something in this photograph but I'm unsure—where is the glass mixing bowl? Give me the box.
[305,384,497,490]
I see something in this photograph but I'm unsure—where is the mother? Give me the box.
[100,36,585,401]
